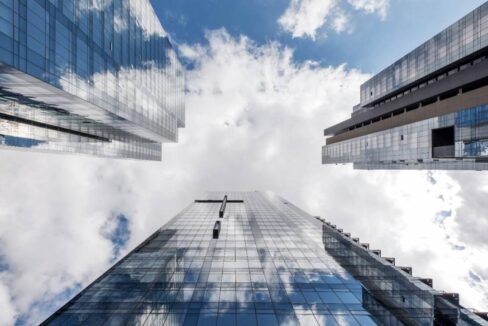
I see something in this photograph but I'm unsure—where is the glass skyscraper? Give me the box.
[0,0,184,160]
[323,2,488,170]
[42,191,487,325]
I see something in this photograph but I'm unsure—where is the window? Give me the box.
[432,126,455,158]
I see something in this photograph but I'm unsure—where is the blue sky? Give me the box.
[153,0,487,73]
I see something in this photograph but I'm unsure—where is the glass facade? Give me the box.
[43,191,403,325]
[0,0,185,160]
[322,104,488,170]
[323,2,488,170]
[320,217,488,325]
[42,192,486,325]
[360,2,488,107]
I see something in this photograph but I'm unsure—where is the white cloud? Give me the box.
[278,0,338,40]
[278,0,390,39]
[348,0,390,19]
[0,28,487,324]
[0,283,15,326]
[332,10,351,33]
[0,158,133,324]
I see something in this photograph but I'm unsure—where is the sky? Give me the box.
[1,0,488,325]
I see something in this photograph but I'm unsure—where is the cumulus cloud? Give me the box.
[0,282,15,326]
[278,0,338,39]
[345,171,488,310]
[449,172,488,250]
[0,157,139,324]
[278,0,389,39]
[348,0,389,19]
[332,10,351,33]
[0,28,487,324]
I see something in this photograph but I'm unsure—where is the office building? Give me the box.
[323,3,488,170]
[0,0,184,160]
[43,191,487,325]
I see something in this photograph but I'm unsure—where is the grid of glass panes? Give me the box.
[0,0,184,159]
[323,103,488,170]
[360,2,488,106]
[353,160,488,170]
[45,192,382,325]
[0,99,162,160]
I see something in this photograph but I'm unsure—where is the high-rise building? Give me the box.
[0,0,184,160]
[42,191,487,325]
[323,3,488,170]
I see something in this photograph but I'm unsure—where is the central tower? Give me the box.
[43,192,486,325]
